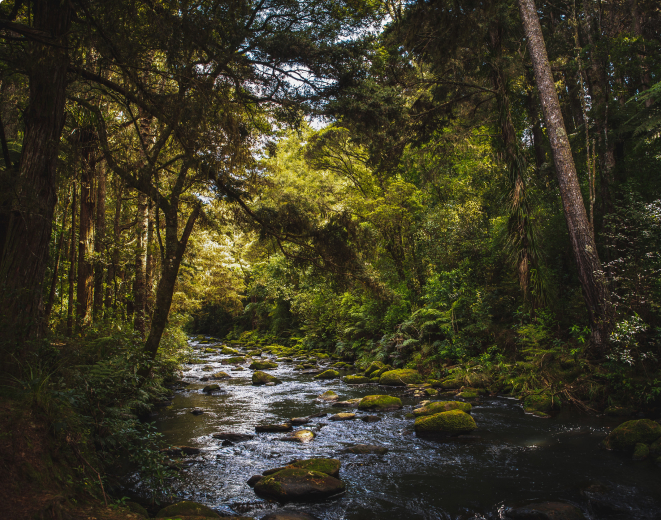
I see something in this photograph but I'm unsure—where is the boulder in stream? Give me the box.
[254,468,345,502]
[632,442,649,460]
[256,423,293,433]
[413,401,472,416]
[155,500,219,518]
[329,412,356,421]
[287,458,341,477]
[341,444,388,455]
[379,369,423,386]
[250,360,278,370]
[332,399,361,408]
[364,361,385,377]
[280,429,315,443]
[211,371,231,380]
[314,369,339,380]
[414,409,477,435]
[222,356,246,365]
[221,346,240,355]
[523,393,561,417]
[212,432,254,442]
[360,415,381,423]
[506,501,586,520]
[252,371,282,385]
[343,375,371,384]
[291,417,310,425]
[357,395,402,411]
[602,419,661,451]
[202,384,221,393]
[317,390,339,401]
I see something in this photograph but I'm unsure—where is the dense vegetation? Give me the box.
[0,0,660,514]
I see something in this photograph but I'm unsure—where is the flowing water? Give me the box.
[150,339,661,519]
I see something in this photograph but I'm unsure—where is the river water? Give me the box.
[151,339,661,519]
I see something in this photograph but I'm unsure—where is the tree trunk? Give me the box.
[0,0,71,346]
[517,0,611,350]
[146,201,155,318]
[45,195,70,322]
[107,179,123,311]
[134,192,149,337]
[93,161,106,320]
[67,182,77,337]
[77,129,96,329]
[144,204,200,360]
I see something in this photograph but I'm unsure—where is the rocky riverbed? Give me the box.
[139,337,661,519]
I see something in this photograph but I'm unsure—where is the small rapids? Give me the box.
[148,339,661,519]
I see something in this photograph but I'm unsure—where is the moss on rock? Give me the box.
[357,395,403,411]
[414,409,477,435]
[249,360,278,370]
[221,346,240,355]
[632,442,650,461]
[344,375,370,384]
[379,369,423,386]
[211,371,231,380]
[364,361,385,377]
[252,371,282,386]
[413,401,472,416]
[649,437,661,458]
[523,393,561,415]
[603,419,661,451]
[221,356,246,365]
[253,468,345,501]
[314,369,339,380]
[287,458,341,477]
[318,390,339,401]
[156,500,220,518]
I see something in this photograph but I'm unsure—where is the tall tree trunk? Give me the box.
[0,0,71,347]
[67,182,78,337]
[518,0,611,350]
[146,201,155,318]
[107,179,123,311]
[144,204,200,361]
[76,129,96,328]
[45,193,70,322]
[93,161,106,320]
[134,192,149,337]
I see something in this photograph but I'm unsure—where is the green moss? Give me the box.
[252,371,282,385]
[358,394,403,411]
[425,388,438,396]
[649,436,661,458]
[364,361,385,377]
[204,348,217,353]
[287,458,341,477]
[603,419,661,451]
[254,468,345,499]
[249,360,278,370]
[523,393,561,414]
[318,390,338,401]
[633,442,650,461]
[202,384,220,392]
[413,401,472,416]
[605,406,636,417]
[438,378,462,389]
[414,409,477,434]
[211,371,230,379]
[373,365,393,378]
[125,501,149,518]
[156,500,220,518]
[344,375,370,384]
[314,369,339,380]
[221,356,246,365]
[379,369,423,386]
[248,349,263,356]
[221,346,240,355]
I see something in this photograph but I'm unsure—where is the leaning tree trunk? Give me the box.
[517,0,611,351]
[143,203,200,361]
[0,0,71,348]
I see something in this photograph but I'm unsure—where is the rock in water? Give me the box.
[191,408,205,415]
[222,356,246,365]
[250,360,278,370]
[523,393,561,416]
[317,390,339,401]
[341,444,388,455]
[314,369,339,380]
[413,401,472,416]
[280,429,315,443]
[602,419,661,451]
[379,369,422,386]
[254,468,345,501]
[507,501,586,520]
[256,423,293,432]
[291,417,310,425]
[360,415,381,423]
[252,371,282,386]
[155,500,220,518]
[343,375,371,384]
[287,458,341,477]
[212,433,254,442]
[329,413,356,421]
[211,371,231,380]
[414,410,477,435]
[357,395,403,411]
[247,474,263,487]
[202,384,221,393]
[261,512,321,520]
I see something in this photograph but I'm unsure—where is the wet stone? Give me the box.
[212,433,254,442]
[279,429,315,443]
[261,512,321,520]
[291,417,310,425]
[329,413,356,421]
[341,444,388,455]
[360,415,381,423]
[506,501,586,520]
[191,408,205,415]
[256,423,293,433]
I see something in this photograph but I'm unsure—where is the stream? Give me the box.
[149,338,661,519]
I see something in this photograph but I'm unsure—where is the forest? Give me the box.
[0,0,660,519]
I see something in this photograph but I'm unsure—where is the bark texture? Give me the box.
[518,0,611,349]
[77,129,97,328]
[93,161,106,319]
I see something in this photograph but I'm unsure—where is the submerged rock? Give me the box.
[341,444,388,455]
[222,356,246,365]
[314,369,340,380]
[379,369,423,386]
[211,371,231,380]
[256,423,293,433]
[506,501,586,520]
[254,468,345,501]
[250,360,278,370]
[343,375,371,384]
[252,371,282,385]
[413,401,472,416]
[191,408,205,415]
[317,390,339,401]
[523,393,561,416]
[602,419,661,451]
[160,446,201,457]
[280,429,315,443]
[332,399,360,408]
[291,417,310,425]
[357,395,403,411]
[414,409,477,435]
[212,432,254,442]
[360,415,381,423]
[329,412,356,421]
[155,500,219,518]
[202,384,221,393]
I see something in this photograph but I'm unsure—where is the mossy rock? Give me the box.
[204,348,217,353]
[414,409,477,435]
[252,371,282,386]
[329,412,356,421]
[379,369,423,386]
[280,429,316,443]
[314,369,339,380]
[211,371,231,380]
[221,346,240,355]
[604,406,636,417]
[253,468,345,501]
[156,500,220,518]
[201,365,215,372]
[125,501,149,518]
[202,384,221,393]
[413,401,472,417]
[222,356,246,365]
[603,419,661,451]
[632,442,650,461]
[370,376,380,382]
[523,393,561,416]
[364,361,385,377]
[425,388,439,396]
[318,390,339,401]
[317,353,329,359]
[287,458,341,477]
[457,389,479,399]
[344,375,370,384]
[507,502,585,520]
[649,437,661,458]
[373,365,393,378]
[341,444,388,455]
[250,360,278,370]
[248,349,263,356]
[438,378,462,389]
[357,395,403,411]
